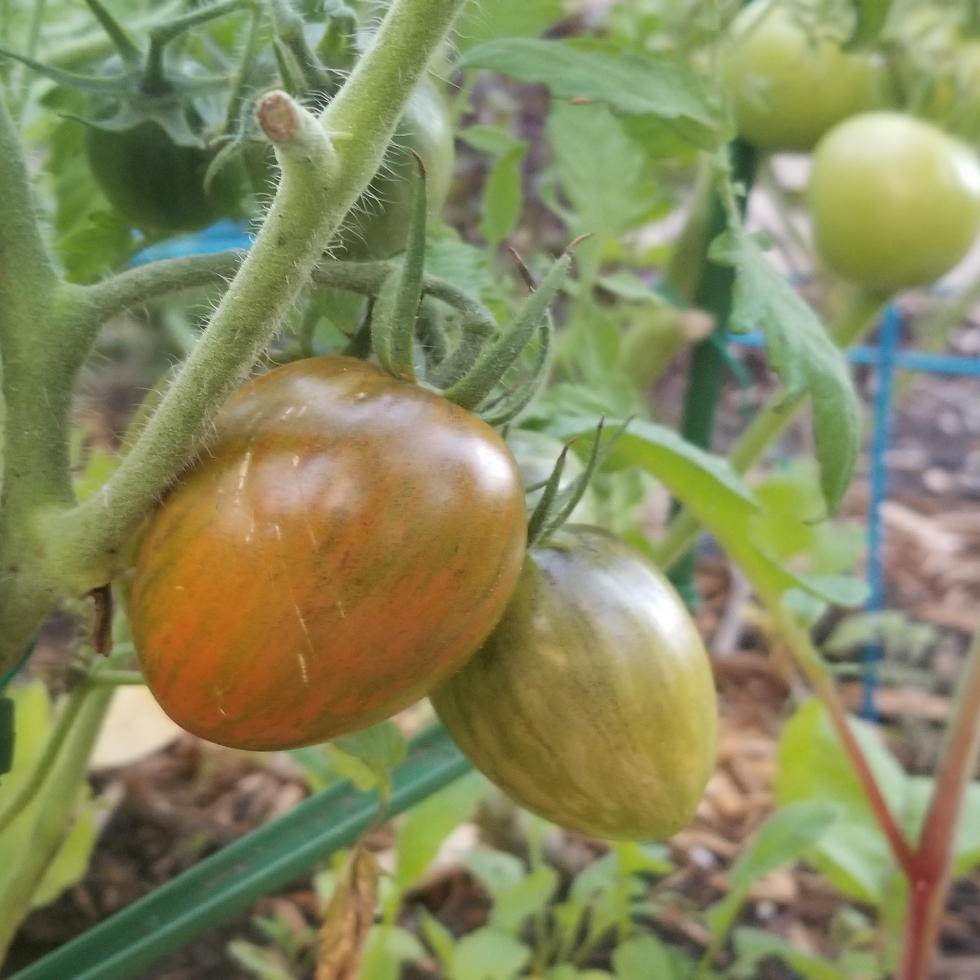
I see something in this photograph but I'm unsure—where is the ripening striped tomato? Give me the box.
[131,356,527,750]
[432,526,717,841]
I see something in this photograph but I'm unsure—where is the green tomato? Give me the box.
[723,0,892,152]
[808,111,980,292]
[84,121,247,233]
[432,526,718,842]
[331,76,455,260]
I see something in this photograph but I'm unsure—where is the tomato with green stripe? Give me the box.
[131,356,527,750]
[432,526,718,841]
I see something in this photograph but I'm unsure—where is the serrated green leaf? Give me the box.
[458,39,720,148]
[454,0,565,51]
[547,101,661,239]
[709,228,861,512]
[460,125,525,158]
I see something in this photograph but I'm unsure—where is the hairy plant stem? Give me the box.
[897,626,980,980]
[0,0,468,680]
[0,87,71,678]
[652,289,888,570]
[0,683,113,961]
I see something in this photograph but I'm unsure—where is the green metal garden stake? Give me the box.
[6,724,470,980]
[669,139,757,609]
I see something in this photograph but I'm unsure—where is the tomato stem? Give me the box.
[39,0,469,597]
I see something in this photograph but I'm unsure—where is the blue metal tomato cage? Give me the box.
[731,303,980,717]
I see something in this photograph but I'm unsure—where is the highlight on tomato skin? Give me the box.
[432,525,719,843]
[129,356,528,752]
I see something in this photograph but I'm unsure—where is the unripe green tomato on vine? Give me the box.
[432,526,718,842]
[722,0,892,152]
[130,356,527,751]
[808,111,980,292]
[84,121,248,233]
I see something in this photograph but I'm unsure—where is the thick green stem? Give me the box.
[652,290,888,571]
[898,627,980,980]
[79,250,245,327]
[43,0,468,597]
[0,683,113,961]
[0,87,70,676]
[669,139,756,606]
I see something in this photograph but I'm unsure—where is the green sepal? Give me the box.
[0,48,123,95]
[477,317,552,428]
[83,0,142,66]
[426,314,496,389]
[540,418,630,540]
[526,443,568,548]
[370,155,428,382]
[443,246,575,410]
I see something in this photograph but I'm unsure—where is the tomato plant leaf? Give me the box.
[733,928,849,980]
[547,101,662,240]
[775,700,911,904]
[729,801,840,893]
[709,227,861,512]
[488,865,559,935]
[612,935,677,980]
[454,0,564,51]
[480,145,527,249]
[457,39,721,149]
[452,928,530,980]
[847,0,893,49]
[395,771,485,891]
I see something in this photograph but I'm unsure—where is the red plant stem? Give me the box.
[898,627,980,980]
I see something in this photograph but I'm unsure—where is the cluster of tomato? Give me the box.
[725,0,980,292]
[129,355,719,843]
[117,0,980,847]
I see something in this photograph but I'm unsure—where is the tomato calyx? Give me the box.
[310,197,580,429]
[0,0,251,231]
[1,0,240,149]
[523,417,629,547]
